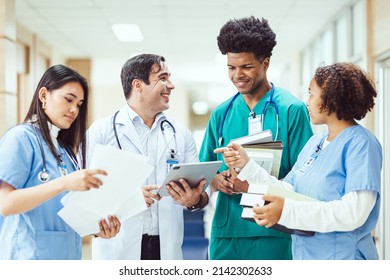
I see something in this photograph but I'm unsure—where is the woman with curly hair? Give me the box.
[216,62,382,259]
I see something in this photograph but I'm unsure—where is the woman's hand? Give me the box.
[214,142,250,169]
[253,195,284,228]
[93,215,121,239]
[62,169,107,191]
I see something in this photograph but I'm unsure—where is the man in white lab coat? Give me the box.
[87,54,208,260]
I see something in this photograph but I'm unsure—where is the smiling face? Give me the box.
[40,81,84,129]
[138,63,175,115]
[227,52,269,96]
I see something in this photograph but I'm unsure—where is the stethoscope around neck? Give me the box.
[29,117,79,182]
[218,82,279,146]
[112,110,178,158]
[31,122,51,182]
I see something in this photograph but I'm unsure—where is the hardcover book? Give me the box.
[240,183,317,236]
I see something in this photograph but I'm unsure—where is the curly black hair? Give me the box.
[217,16,277,60]
[314,62,377,121]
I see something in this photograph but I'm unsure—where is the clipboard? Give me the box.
[158,161,222,196]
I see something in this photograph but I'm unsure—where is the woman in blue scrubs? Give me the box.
[0,65,121,259]
[216,62,382,259]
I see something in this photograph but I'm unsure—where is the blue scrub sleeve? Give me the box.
[344,138,382,193]
[0,127,34,189]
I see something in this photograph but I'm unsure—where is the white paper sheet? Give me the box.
[58,144,153,237]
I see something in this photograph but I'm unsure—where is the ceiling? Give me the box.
[15,0,353,106]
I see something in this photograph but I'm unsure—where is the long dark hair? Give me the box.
[24,64,89,168]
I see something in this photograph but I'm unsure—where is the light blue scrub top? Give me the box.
[0,124,81,260]
[284,125,382,260]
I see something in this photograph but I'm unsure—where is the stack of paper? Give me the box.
[58,144,153,237]
[230,130,282,177]
[240,183,317,236]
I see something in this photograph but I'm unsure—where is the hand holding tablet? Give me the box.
[158,161,222,196]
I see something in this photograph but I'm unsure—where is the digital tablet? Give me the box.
[158,161,222,196]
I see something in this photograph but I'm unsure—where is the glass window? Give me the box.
[302,49,311,87]
[352,0,364,58]
[336,12,349,62]
[321,27,334,65]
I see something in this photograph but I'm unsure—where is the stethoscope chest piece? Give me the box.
[38,169,50,182]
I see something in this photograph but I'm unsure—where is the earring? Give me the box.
[42,101,46,110]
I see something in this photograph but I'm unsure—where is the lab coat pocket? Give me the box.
[35,230,68,260]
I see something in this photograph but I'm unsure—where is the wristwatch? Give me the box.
[187,193,203,212]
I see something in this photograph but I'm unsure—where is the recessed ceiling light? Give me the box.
[192,101,209,115]
[112,24,143,42]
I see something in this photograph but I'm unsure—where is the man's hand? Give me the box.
[210,170,248,195]
[224,168,249,193]
[142,185,161,207]
[166,178,206,208]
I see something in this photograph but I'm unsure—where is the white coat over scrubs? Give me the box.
[87,105,198,260]
[0,124,81,260]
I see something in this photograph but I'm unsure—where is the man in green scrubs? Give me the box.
[199,16,313,260]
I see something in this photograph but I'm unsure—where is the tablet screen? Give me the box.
[158,161,222,196]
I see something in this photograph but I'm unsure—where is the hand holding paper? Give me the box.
[58,144,154,237]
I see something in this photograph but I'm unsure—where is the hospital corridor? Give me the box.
[1,0,390,262]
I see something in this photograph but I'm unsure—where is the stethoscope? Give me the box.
[31,122,51,182]
[29,117,79,182]
[112,111,178,158]
[218,82,279,146]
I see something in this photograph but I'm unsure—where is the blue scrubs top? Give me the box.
[0,124,81,260]
[284,125,382,259]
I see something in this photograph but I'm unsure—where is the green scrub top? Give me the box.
[199,86,313,239]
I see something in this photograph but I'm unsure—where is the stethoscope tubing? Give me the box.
[30,121,79,182]
[31,123,50,182]
[112,111,177,155]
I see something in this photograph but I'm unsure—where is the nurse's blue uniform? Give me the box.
[0,124,81,260]
[284,125,382,259]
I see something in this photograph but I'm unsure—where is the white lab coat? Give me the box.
[86,106,199,259]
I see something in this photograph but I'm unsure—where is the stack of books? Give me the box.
[230,130,283,177]
[230,129,273,145]
[240,183,317,236]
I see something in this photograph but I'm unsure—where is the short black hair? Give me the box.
[217,16,277,60]
[314,62,377,121]
[121,54,166,99]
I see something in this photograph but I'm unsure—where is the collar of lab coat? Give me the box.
[115,105,173,163]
